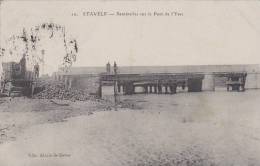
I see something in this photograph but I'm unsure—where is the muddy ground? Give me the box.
[0,90,260,166]
[0,97,112,144]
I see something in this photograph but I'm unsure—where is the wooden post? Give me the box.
[123,84,126,94]
[64,76,68,89]
[68,77,72,89]
[158,84,162,94]
[149,85,152,93]
[117,84,121,93]
[144,85,148,94]
[154,84,158,93]
[98,77,102,98]
[165,85,168,94]
[113,62,118,111]
[170,83,177,94]
[31,82,35,98]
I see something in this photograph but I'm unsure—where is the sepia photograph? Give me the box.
[0,0,260,165]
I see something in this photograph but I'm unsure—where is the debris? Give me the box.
[34,80,98,101]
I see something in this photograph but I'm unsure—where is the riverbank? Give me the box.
[1,90,260,166]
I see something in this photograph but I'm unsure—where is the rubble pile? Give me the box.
[34,81,98,101]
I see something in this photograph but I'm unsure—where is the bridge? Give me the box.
[98,72,247,97]
[54,64,260,98]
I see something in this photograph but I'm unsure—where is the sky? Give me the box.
[0,1,260,74]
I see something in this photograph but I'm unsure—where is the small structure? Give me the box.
[226,73,247,91]
[213,72,247,92]
[0,57,36,97]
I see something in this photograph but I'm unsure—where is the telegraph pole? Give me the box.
[113,61,118,111]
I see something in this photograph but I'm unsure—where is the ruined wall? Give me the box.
[245,73,260,89]
[202,74,215,91]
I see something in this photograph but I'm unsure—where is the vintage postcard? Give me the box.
[0,0,260,166]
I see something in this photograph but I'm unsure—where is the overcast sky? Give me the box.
[1,1,260,74]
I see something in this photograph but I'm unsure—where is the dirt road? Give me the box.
[1,90,260,166]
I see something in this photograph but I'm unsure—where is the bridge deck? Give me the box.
[100,72,247,84]
[98,72,247,96]
[100,73,205,82]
